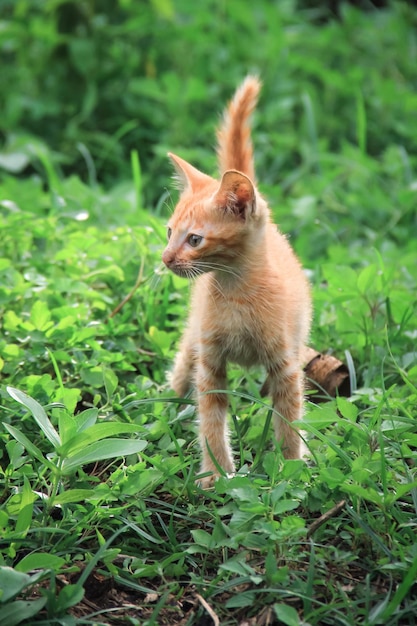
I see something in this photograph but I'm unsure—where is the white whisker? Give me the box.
[149,274,160,290]
[193,260,241,280]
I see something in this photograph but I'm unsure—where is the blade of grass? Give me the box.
[344,349,357,394]
[77,526,126,588]
[131,149,142,211]
[356,88,367,154]
[379,552,417,622]
[345,505,393,561]
[47,349,65,399]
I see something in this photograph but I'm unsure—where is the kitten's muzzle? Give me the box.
[162,249,185,276]
[162,248,175,267]
[162,252,192,278]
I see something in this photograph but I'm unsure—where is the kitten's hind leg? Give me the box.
[268,365,304,460]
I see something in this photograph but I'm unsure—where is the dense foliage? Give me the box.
[0,1,416,624]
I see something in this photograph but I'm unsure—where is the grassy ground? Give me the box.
[1,2,417,625]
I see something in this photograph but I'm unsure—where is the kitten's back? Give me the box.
[216,75,261,182]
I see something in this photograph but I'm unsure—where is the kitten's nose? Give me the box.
[162,248,175,267]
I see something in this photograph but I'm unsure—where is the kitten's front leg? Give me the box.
[196,356,234,487]
[170,327,195,397]
[268,366,304,459]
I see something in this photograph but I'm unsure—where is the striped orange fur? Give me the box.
[162,76,312,487]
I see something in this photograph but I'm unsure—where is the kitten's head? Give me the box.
[162,153,268,279]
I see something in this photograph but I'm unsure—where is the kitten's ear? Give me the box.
[168,152,212,192]
[215,170,256,219]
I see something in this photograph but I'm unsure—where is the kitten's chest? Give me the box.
[202,291,268,366]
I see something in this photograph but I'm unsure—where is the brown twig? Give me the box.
[109,257,145,319]
[195,593,220,626]
[306,499,346,539]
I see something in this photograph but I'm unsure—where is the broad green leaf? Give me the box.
[274,603,301,626]
[56,584,84,612]
[3,344,21,358]
[2,423,56,472]
[271,482,289,503]
[75,408,98,432]
[391,480,417,503]
[59,423,144,457]
[265,548,277,579]
[30,300,52,331]
[272,499,299,515]
[58,411,77,446]
[148,326,172,354]
[6,387,61,448]
[263,450,280,480]
[53,489,95,505]
[319,467,347,488]
[225,591,256,608]
[219,553,263,585]
[219,558,256,576]
[336,396,358,422]
[61,438,147,473]
[341,483,383,506]
[15,476,34,536]
[6,440,25,469]
[121,467,164,496]
[3,311,22,332]
[239,501,265,514]
[190,529,214,550]
[0,567,46,601]
[229,486,259,502]
[0,568,33,603]
[103,367,118,399]
[80,367,105,388]
[16,553,66,573]
[18,375,55,399]
[55,387,81,414]
[357,264,382,295]
[301,405,338,428]
[0,597,47,626]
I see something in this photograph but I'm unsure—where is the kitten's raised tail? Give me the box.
[216,75,261,183]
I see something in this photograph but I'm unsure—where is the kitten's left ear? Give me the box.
[215,170,256,219]
[168,152,213,192]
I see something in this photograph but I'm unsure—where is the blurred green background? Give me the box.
[1,0,416,276]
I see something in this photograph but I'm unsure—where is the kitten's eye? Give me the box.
[167,227,172,240]
[187,234,203,247]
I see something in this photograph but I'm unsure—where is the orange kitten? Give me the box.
[162,76,312,487]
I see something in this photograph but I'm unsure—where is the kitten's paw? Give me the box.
[197,473,218,490]
[196,466,235,489]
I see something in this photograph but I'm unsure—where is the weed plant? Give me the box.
[0,1,417,625]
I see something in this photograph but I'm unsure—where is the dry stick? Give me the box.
[195,593,220,626]
[306,499,347,539]
[109,257,145,319]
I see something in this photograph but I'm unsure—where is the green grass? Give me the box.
[1,2,417,625]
